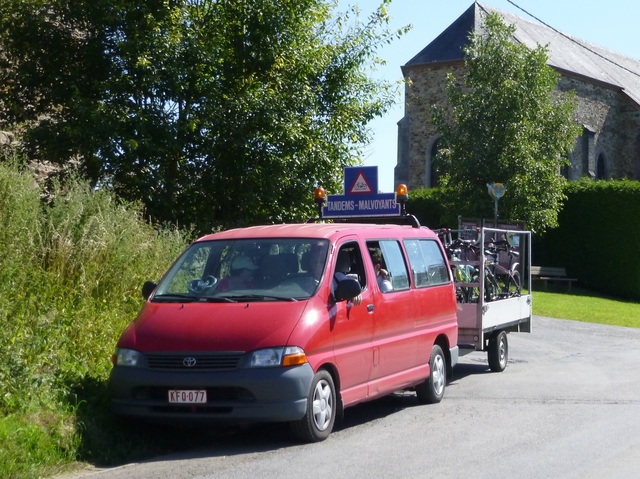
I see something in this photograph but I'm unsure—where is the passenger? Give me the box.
[378,268,392,292]
[372,250,393,292]
[216,256,258,291]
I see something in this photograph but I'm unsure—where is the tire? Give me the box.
[290,370,336,442]
[488,331,508,372]
[416,345,446,404]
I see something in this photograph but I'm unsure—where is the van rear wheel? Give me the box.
[416,345,446,404]
[290,370,336,442]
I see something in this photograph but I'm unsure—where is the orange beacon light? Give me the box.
[395,184,408,215]
[314,186,326,203]
[313,186,326,220]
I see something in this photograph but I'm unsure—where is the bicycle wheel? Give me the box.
[510,270,521,295]
[484,268,499,301]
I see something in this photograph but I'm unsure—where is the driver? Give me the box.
[216,256,259,292]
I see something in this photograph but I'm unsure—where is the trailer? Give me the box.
[442,226,532,372]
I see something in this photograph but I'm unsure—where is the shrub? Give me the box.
[406,187,451,228]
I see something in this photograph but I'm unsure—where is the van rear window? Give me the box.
[403,239,450,287]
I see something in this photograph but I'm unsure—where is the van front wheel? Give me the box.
[290,370,336,442]
[416,345,446,404]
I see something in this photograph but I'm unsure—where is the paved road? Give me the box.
[66,316,640,479]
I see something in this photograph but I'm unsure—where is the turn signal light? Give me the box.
[282,349,308,367]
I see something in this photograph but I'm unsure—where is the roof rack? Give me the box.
[325,214,421,228]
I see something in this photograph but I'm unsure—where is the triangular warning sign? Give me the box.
[349,171,373,194]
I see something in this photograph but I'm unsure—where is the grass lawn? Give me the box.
[532,286,640,328]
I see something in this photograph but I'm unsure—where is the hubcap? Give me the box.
[499,337,507,365]
[312,379,333,431]
[433,354,445,395]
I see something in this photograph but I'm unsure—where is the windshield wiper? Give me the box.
[216,294,298,302]
[201,296,237,302]
[152,293,199,303]
[152,293,298,303]
[153,293,238,303]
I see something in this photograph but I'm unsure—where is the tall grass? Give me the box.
[0,162,189,478]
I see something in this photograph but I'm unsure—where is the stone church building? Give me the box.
[394,2,640,189]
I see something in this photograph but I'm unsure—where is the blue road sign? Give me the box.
[345,166,378,195]
[322,167,401,218]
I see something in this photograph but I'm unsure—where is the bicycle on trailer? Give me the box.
[441,233,521,303]
[484,236,521,299]
[444,237,480,303]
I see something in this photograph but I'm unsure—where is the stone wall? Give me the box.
[396,62,466,189]
[396,63,640,189]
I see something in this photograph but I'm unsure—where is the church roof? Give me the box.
[404,2,640,106]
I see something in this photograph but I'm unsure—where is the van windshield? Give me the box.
[153,238,329,302]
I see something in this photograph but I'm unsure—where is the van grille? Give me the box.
[145,352,244,371]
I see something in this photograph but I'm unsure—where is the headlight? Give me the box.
[113,348,144,367]
[249,346,307,368]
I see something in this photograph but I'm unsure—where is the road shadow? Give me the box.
[115,368,500,464]
[452,360,492,381]
[110,393,430,466]
[69,358,503,470]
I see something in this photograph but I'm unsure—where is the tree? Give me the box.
[432,13,580,233]
[0,0,407,232]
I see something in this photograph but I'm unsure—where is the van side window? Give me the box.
[367,240,410,292]
[403,239,450,287]
[334,242,367,289]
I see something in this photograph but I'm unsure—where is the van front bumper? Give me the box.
[109,362,314,424]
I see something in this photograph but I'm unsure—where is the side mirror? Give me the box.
[142,281,157,300]
[334,278,362,302]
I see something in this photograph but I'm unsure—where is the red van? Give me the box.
[109,222,458,442]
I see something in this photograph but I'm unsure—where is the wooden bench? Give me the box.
[531,266,577,292]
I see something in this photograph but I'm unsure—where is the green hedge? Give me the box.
[410,180,640,300]
[534,179,640,300]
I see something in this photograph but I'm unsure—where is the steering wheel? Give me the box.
[188,275,218,294]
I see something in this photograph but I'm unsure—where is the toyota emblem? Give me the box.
[182,357,197,368]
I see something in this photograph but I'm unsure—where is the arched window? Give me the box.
[596,153,606,179]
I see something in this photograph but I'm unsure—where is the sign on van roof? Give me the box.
[322,166,401,218]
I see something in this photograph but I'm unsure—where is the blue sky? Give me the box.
[339,0,640,193]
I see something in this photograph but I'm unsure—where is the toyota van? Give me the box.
[109,220,458,442]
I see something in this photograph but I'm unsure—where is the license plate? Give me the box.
[168,389,207,404]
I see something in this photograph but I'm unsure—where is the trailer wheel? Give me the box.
[488,331,508,372]
[416,344,446,404]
